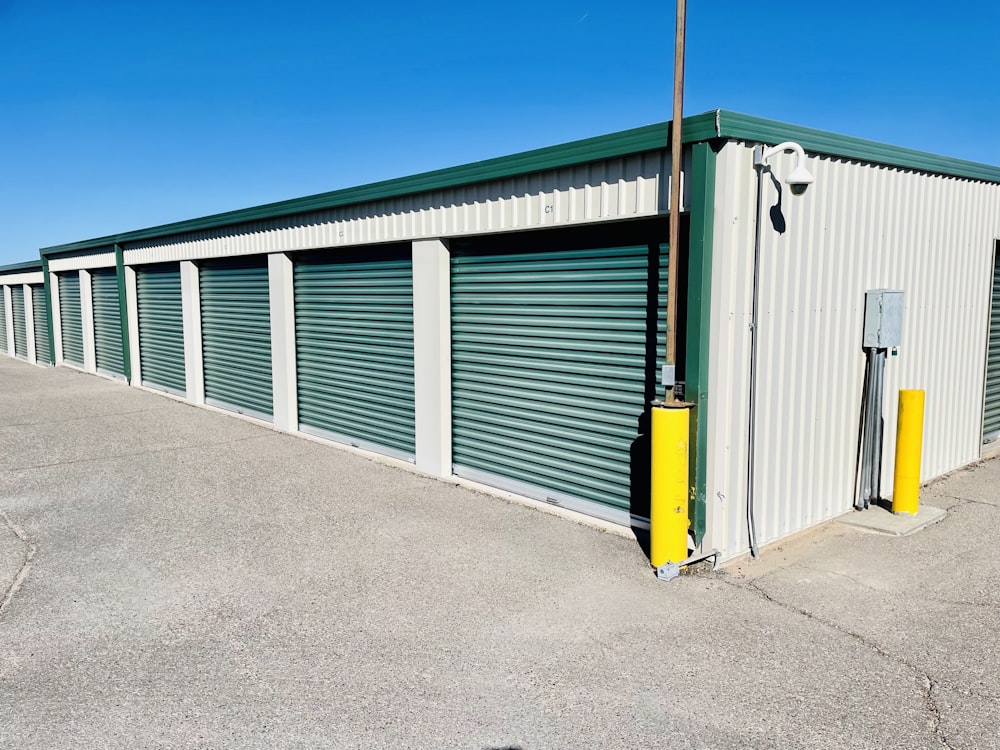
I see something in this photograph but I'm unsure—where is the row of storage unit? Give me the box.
[0,269,52,366]
[125,250,422,461]
[5,109,1000,562]
[24,236,666,526]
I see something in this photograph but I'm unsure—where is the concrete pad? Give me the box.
[1,357,997,749]
[935,686,1000,750]
[837,503,947,535]
[924,460,1000,507]
[740,495,1000,746]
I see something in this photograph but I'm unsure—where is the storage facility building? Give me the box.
[0,260,52,368]
[5,109,1000,562]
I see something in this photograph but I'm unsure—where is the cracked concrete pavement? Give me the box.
[1,357,997,749]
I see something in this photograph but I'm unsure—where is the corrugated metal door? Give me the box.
[31,284,50,365]
[451,243,665,525]
[11,285,27,359]
[136,264,186,394]
[91,268,125,377]
[200,257,273,419]
[0,287,7,353]
[59,273,84,366]
[294,249,415,460]
[983,249,1000,442]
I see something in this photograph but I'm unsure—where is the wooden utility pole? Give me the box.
[649,0,693,573]
[665,0,686,402]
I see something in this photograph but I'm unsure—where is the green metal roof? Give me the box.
[714,110,1000,184]
[36,108,1000,257]
[0,259,43,274]
[39,120,689,257]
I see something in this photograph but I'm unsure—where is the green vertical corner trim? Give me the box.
[684,141,718,545]
[114,245,132,382]
[40,256,56,365]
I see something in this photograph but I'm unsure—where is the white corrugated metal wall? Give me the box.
[0,272,44,286]
[706,140,1000,559]
[122,152,681,265]
[48,251,116,272]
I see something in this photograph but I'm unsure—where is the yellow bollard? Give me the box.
[650,405,690,568]
[892,389,925,515]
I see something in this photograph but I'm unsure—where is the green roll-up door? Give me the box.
[91,268,125,378]
[11,285,27,359]
[983,249,1000,442]
[136,264,186,394]
[0,287,7,354]
[59,272,84,366]
[294,249,415,460]
[451,244,665,526]
[200,256,272,419]
[31,284,50,365]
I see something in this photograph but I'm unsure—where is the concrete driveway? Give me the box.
[1,357,997,749]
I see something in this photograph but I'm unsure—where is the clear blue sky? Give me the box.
[1,0,997,265]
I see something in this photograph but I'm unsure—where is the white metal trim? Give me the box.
[979,239,1000,453]
[412,238,452,478]
[80,270,96,373]
[48,253,116,273]
[23,284,36,364]
[268,253,297,433]
[50,273,63,364]
[3,286,12,357]
[125,266,141,385]
[703,141,747,561]
[0,271,44,286]
[180,261,205,405]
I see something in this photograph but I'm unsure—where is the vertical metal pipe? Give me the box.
[745,158,766,557]
[861,349,873,504]
[855,349,873,509]
[649,0,691,572]
[665,0,686,401]
[872,349,886,502]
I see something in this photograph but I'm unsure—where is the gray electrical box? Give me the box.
[863,290,904,348]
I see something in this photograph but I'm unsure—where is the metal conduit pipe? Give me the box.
[872,349,885,502]
[853,352,870,508]
[857,346,888,508]
[746,160,766,559]
[858,349,876,508]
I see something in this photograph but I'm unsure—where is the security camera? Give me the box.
[785,163,815,197]
[754,141,816,197]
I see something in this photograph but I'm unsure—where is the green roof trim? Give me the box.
[41,120,686,257]
[715,110,1000,184]
[39,108,1000,256]
[0,259,43,275]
